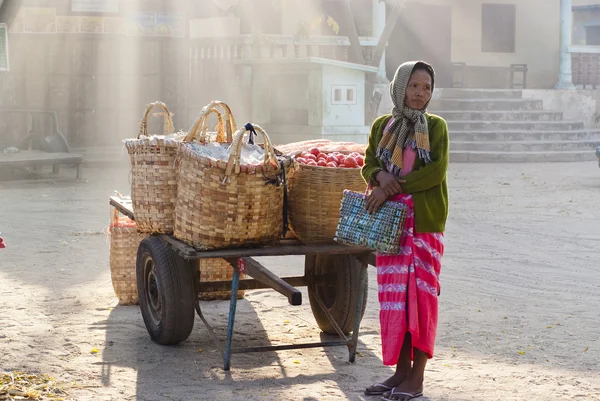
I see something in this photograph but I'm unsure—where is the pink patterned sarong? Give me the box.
[376,195,444,365]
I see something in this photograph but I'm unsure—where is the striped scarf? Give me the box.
[377,61,435,176]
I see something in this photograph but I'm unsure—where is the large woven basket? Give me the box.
[288,158,367,244]
[198,258,246,301]
[108,207,145,305]
[174,122,291,250]
[124,101,180,234]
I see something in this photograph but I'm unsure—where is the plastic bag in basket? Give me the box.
[185,142,268,166]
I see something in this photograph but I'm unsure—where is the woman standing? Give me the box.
[362,61,449,401]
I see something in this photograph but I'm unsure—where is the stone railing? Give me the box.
[188,34,378,64]
[570,45,600,88]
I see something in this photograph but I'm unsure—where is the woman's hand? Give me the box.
[365,187,388,214]
[376,171,405,197]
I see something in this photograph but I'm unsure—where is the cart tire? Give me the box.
[306,254,368,335]
[136,236,196,345]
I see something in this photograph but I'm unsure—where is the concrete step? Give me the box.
[447,120,584,131]
[450,150,598,163]
[450,140,600,152]
[429,98,543,111]
[436,89,523,99]
[434,110,563,121]
[450,129,600,142]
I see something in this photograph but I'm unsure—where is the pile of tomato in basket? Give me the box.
[295,147,365,168]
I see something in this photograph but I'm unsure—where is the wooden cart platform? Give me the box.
[110,196,375,371]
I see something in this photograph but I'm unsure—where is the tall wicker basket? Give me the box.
[198,258,246,301]
[108,207,145,305]
[288,157,367,244]
[124,101,180,234]
[174,123,291,250]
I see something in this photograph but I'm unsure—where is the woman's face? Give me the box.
[404,69,433,110]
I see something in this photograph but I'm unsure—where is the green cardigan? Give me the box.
[361,113,449,233]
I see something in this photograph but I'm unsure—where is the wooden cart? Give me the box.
[110,196,375,371]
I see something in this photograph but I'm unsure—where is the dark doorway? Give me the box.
[385,2,453,87]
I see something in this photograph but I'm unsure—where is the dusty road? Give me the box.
[0,161,599,401]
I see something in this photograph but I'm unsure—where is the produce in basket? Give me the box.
[275,139,367,156]
[294,147,364,168]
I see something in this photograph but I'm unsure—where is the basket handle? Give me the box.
[184,106,227,143]
[203,100,237,141]
[225,123,279,176]
[138,101,174,138]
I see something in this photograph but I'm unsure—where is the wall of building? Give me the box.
[408,0,556,88]
[321,65,365,127]
[400,0,597,89]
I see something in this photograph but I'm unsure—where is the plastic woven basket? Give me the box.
[334,190,407,254]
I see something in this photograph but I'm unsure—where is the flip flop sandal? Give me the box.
[381,389,424,401]
[364,382,394,396]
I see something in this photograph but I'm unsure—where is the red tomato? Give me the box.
[326,162,338,168]
[296,157,307,164]
[317,153,328,160]
[337,155,347,165]
[317,160,327,167]
[356,156,364,166]
[305,154,317,161]
[310,147,320,156]
[326,155,337,164]
[344,157,358,168]
[306,160,318,166]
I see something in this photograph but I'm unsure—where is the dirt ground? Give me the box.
[0,160,599,401]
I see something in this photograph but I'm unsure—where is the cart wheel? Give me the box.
[136,236,196,345]
[306,254,368,335]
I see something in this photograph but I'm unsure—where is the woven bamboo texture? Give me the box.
[109,207,145,305]
[174,122,290,250]
[198,258,246,301]
[288,160,367,244]
[125,101,179,234]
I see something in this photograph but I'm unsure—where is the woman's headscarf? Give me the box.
[376,61,435,176]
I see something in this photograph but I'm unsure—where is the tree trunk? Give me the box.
[370,4,402,67]
[365,3,403,123]
[341,0,364,64]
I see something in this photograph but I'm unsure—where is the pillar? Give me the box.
[372,0,387,83]
[555,0,576,89]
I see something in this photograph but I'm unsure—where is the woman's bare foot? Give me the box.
[364,373,408,395]
[382,375,424,400]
